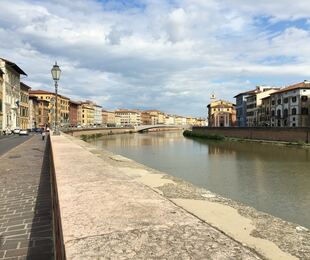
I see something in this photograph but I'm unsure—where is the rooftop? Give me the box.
[29,89,70,100]
[0,58,27,76]
[271,81,310,94]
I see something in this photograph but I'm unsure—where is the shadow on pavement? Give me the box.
[26,137,54,260]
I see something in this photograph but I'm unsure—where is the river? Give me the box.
[89,131,310,228]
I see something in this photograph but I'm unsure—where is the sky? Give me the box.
[1,0,310,117]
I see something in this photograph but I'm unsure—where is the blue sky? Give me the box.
[1,0,310,117]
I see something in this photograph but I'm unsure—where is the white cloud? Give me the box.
[1,0,310,117]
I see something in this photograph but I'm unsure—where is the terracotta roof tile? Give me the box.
[271,81,310,94]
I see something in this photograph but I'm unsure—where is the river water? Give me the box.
[90,131,310,228]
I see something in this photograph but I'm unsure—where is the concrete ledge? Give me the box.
[50,134,309,259]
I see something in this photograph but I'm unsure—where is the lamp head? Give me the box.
[51,61,61,81]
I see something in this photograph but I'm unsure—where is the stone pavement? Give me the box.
[0,135,54,260]
[51,134,264,259]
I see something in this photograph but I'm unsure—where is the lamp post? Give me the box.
[51,62,61,135]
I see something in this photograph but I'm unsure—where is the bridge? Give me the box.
[134,124,191,132]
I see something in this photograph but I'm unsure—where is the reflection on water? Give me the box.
[90,131,310,228]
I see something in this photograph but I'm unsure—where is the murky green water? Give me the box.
[90,131,310,228]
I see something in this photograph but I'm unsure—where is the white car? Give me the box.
[13,128,20,134]
[19,129,28,135]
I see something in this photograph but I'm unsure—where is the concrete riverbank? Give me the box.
[50,133,309,259]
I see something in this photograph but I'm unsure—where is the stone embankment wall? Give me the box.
[193,127,310,143]
[65,127,134,137]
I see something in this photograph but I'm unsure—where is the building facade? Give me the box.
[114,110,141,126]
[94,104,102,126]
[102,110,115,127]
[19,82,30,130]
[69,101,80,127]
[245,87,279,127]
[0,58,27,134]
[257,96,271,126]
[29,96,39,129]
[207,100,236,127]
[0,68,3,131]
[29,90,70,128]
[80,102,95,126]
[234,91,254,127]
[270,81,310,127]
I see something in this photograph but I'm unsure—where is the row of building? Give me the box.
[0,58,207,134]
[208,81,310,127]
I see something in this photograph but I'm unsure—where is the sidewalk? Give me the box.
[51,134,264,259]
[0,136,54,260]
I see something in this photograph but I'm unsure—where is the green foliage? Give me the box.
[183,130,225,140]
[80,133,103,141]
[80,134,88,141]
[296,140,306,146]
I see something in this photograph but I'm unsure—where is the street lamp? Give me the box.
[51,62,61,135]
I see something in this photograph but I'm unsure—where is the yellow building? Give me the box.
[19,82,30,130]
[29,90,70,128]
[80,102,95,126]
[207,100,236,127]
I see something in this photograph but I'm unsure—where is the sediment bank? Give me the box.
[50,133,309,259]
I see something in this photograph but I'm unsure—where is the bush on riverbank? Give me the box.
[183,130,225,140]
[80,133,103,141]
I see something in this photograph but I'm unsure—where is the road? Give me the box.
[0,134,33,157]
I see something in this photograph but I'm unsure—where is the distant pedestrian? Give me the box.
[42,131,46,141]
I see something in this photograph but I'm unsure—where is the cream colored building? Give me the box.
[175,116,187,125]
[245,86,279,127]
[29,90,70,128]
[164,115,175,125]
[114,109,141,126]
[19,82,30,130]
[0,58,27,133]
[102,110,116,127]
[269,81,310,127]
[207,100,236,127]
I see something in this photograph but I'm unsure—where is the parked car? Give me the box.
[13,128,21,134]
[19,129,29,136]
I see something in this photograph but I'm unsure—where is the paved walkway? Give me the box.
[0,136,54,260]
[51,134,263,259]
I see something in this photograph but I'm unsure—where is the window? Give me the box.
[277,109,281,118]
[277,99,281,105]
[292,96,297,102]
[284,109,288,117]
[284,98,288,103]
[271,100,275,105]
[292,108,297,115]
[301,96,308,102]
[301,107,308,115]
[292,117,295,121]
[292,123,296,127]
[271,110,275,117]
